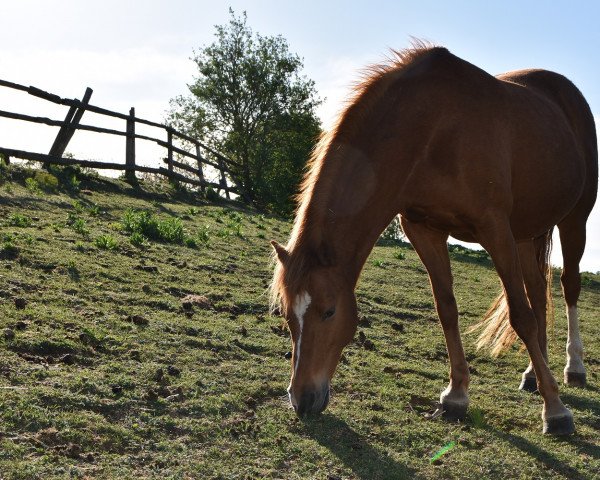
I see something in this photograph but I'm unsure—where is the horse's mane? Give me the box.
[270,41,442,315]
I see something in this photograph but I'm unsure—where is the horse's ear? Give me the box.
[270,240,289,264]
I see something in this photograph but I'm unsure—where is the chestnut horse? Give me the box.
[270,44,597,435]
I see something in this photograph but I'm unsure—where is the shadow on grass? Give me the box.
[488,426,599,479]
[303,413,418,480]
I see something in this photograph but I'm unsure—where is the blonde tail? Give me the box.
[469,230,553,357]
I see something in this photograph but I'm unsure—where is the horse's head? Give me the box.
[271,241,358,417]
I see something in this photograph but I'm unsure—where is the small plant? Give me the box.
[157,217,185,244]
[184,237,198,249]
[372,259,386,268]
[468,407,487,429]
[87,204,101,217]
[66,260,80,280]
[394,251,406,260]
[121,209,185,244]
[0,234,19,259]
[95,234,118,250]
[25,177,42,195]
[70,218,90,236]
[67,174,81,192]
[188,207,199,215]
[72,200,86,214]
[8,213,32,227]
[74,241,86,252]
[130,232,147,247]
[195,225,210,246]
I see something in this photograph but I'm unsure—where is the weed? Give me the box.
[196,225,210,246]
[66,260,80,280]
[95,234,118,250]
[87,204,101,216]
[68,216,90,236]
[130,232,147,247]
[0,234,19,259]
[184,237,198,249]
[72,200,86,214]
[394,251,406,260]
[8,213,32,227]
[74,241,87,252]
[468,407,487,429]
[372,259,386,268]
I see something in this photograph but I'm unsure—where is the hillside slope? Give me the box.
[0,168,599,479]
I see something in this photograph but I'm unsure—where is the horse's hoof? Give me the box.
[564,371,586,388]
[441,400,468,421]
[519,375,538,393]
[543,412,575,435]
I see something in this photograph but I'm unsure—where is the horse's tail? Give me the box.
[470,231,554,356]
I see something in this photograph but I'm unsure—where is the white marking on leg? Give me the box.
[565,305,585,374]
[292,291,311,375]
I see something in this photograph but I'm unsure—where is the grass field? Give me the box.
[0,166,599,479]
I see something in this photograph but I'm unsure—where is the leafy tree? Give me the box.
[168,9,321,215]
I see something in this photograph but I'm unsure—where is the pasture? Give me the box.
[0,169,599,479]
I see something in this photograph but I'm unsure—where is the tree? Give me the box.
[168,9,322,215]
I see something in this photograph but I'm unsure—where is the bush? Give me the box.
[33,171,59,192]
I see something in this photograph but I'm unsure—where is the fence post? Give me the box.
[195,142,205,193]
[49,87,93,159]
[125,107,136,183]
[167,129,174,177]
[218,158,230,200]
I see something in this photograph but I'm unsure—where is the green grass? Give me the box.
[0,167,599,479]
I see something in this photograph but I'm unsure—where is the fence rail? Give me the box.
[0,78,243,199]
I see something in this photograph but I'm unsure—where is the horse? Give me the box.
[270,43,597,435]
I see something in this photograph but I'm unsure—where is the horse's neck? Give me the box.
[295,156,399,281]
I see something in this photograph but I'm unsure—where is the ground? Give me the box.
[0,167,599,479]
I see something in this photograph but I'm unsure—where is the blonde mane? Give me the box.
[270,41,441,316]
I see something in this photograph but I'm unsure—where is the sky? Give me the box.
[0,0,599,271]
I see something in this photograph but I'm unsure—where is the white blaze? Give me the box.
[565,305,585,374]
[292,291,312,375]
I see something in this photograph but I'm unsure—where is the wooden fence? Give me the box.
[0,78,244,200]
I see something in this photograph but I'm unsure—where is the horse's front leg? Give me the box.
[401,218,470,420]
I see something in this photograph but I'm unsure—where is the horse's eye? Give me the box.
[322,307,336,320]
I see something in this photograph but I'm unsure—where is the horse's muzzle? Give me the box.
[294,384,330,417]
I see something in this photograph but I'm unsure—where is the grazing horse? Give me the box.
[270,44,597,435]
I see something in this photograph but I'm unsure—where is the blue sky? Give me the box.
[1,1,599,270]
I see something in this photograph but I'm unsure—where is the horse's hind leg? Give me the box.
[518,235,550,393]
[477,217,573,435]
[558,217,588,387]
[401,218,469,420]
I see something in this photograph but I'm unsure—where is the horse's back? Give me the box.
[395,55,596,240]
[497,69,598,230]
